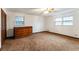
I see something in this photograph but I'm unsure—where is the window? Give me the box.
[55,16,73,25]
[16,16,24,26]
[63,16,73,25]
[55,18,62,25]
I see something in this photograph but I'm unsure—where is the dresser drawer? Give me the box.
[14,26,32,38]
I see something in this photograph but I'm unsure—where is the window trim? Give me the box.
[55,16,73,26]
[15,16,25,26]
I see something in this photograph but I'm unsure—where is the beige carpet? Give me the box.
[1,32,79,51]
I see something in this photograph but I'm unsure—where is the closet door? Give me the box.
[1,9,7,44]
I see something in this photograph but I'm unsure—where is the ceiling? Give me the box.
[6,8,76,16]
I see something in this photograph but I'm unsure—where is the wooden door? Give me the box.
[1,9,7,44]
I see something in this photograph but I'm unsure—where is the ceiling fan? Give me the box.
[40,8,54,14]
[33,8,54,15]
[47,8,54,13]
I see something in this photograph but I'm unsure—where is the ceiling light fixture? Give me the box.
[43,8,54,14]
[47,8,54,13]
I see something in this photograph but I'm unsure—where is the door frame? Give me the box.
[1,8,7,46]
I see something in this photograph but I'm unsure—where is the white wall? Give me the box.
[45,9,79,38]
[6,9,79,38]
[0,8,1,48]
[7,12,46,37]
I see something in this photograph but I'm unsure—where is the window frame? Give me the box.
[15,16,25,26]
[55,16,73,26]
[55,17,62,25]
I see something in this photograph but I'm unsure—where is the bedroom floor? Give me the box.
[1,32,79,51]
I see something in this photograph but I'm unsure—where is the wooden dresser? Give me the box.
[14,26,32,38]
